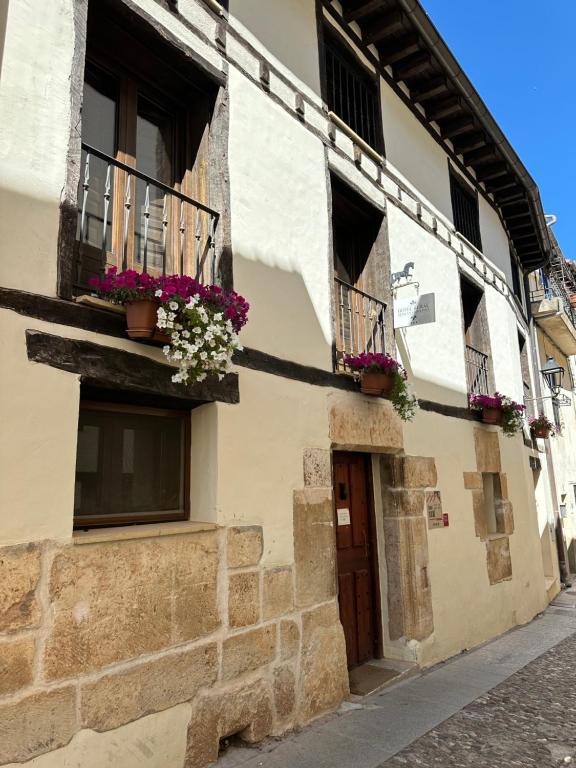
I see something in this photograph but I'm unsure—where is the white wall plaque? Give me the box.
[337,508,351,526]
[393,293,436,329]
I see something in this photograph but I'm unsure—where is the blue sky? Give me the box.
[421,0,575,261]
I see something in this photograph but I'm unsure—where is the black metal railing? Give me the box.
[76,143,220,286]
[465,344,490,395]
[334,277,386,371]
[530,271,576,327]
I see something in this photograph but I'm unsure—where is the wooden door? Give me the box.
[333,452,380,669]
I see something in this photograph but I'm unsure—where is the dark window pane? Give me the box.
[77,67,118,251]
[135,98,174,273]
[74,405,187,526]
[450,174,482,251]
[324,34,381,152]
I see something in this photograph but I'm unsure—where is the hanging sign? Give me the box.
[394,293,436,329]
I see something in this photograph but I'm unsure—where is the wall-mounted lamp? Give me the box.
[541,356,564,396]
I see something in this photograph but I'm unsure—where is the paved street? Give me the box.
[221,589,576,768]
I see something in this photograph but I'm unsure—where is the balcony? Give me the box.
[530,273,576,357]
[75,143,220,290]
[465,345,490,396]
[334,277,387,371]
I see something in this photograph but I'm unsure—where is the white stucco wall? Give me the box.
[0,0,75,296]
[479,195,514,287]
[485,288,524,402]
[403,410,548,666]
[380,80,452,221]
[388,204,468,406]
[228,67,332,370]
[228,0,321,98]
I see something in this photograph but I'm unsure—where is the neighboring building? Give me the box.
[0,1,566,767]
[528,234,576,580]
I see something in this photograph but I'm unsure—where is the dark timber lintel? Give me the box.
[25,330,240,406]
[6,288,483,422]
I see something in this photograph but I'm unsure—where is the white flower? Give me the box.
[182,330,190,339]
[155,289,163,298]
[169,301,179,311]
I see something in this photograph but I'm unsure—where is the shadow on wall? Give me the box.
[396,326,469,408]
[568,538,576,573]
[233,253,333,371]
[0,1,8,80]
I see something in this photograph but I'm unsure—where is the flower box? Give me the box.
[360,371,394,396]
[343,352,418,421]
[529,414,555,440]
[89,268,249,384]
[469,392,525,436]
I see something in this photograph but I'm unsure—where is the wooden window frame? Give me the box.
[74,400,191,529]
[450,169,482,252]
[320,24,384,154]
[73,3,216,294]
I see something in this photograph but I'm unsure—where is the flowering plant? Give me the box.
[158,294,244,384]
[88,267,158,304]
[89,267,249,384]
[344,352,418,421]
[529,413,556,435]
[469,392,526,436]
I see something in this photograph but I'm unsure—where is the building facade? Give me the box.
[0,1,566,766]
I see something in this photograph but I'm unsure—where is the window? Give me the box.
[461,275,491,395]
[518,333,532,418]
[324,31,382,152]
[482,473,501,535]
[74,402,190,528]
[450,172,482,251]
[75,2,217,292]
[331,176,385,369]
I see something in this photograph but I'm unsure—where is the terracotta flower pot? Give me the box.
[360,371,394,397]
[532,426,551,439]
[482,407,503,425]
[125,299,159,339]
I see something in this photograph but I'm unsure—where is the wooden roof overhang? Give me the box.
[337,0,551,271]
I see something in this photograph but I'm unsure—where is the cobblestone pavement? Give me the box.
[380,631,576,768]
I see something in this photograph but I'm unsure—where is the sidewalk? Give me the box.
[219,590,576,768]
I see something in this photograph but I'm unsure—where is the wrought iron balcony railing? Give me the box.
[76,143,220,288]
[334,277,386,371]
[465,344,490,396]
[530,271,576,327]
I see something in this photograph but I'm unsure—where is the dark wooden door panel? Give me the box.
[333,452,380,669]
[338,572,358,668]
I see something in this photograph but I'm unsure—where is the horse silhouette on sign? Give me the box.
[391,261,415,286]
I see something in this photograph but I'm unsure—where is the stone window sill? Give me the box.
[73,520,218,545]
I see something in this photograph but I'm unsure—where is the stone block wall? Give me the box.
[0,498,348,767]
[464,428,514,585]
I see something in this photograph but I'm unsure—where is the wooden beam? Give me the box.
[363,9,404,44]
[344,0,384,23]
[475,163,509,183]
[463,145,498,167]
[378,33,421,66]
[393,50,431,80]
[441,115,476,139]
[426,94,462,122]
[486,178,518,194]
[25,330,240,405]
[495,189,526,205]
[452,132,486,153]
[411,76,449,103]
[505,210,532,222]
[508,222,535,236]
